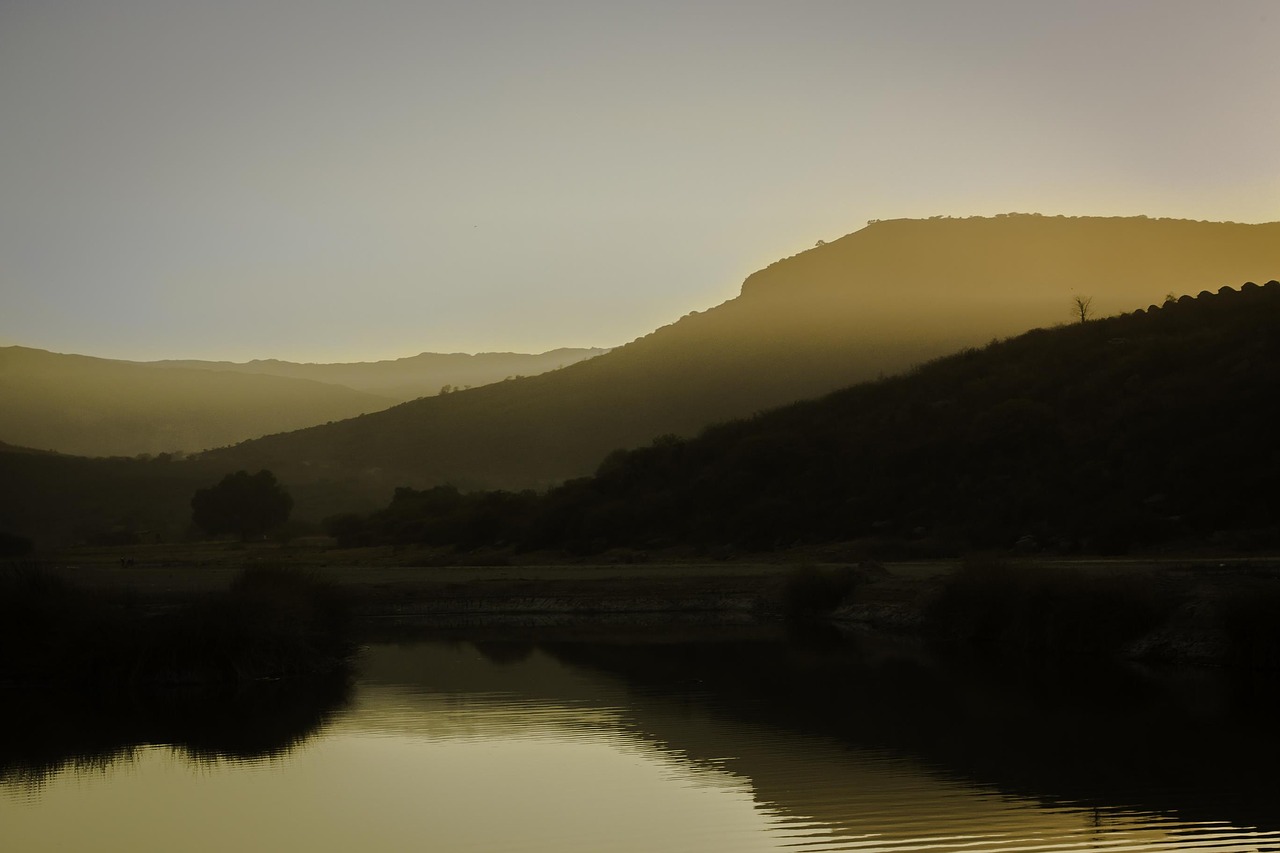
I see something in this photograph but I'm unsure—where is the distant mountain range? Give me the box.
[0,346,605,457]
[149,348,609,401]
[4,213,1279,549]
[206,215,1280,498]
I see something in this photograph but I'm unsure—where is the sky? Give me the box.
[2,0,1278,363]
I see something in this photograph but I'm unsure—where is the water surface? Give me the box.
[3,630,1277,852]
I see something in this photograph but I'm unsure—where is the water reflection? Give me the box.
[547,631,1280,841]
[0,673,351,789]
[2,630,1278,853]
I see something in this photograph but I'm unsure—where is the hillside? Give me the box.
[358,280,1280,556]
[208,215,1280,498]
[0,345,605,458]
[0,347,395,457]
[151,347,607,401]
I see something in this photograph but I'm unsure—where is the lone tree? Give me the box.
[191,470,293,540]
[1072,295,1094,324]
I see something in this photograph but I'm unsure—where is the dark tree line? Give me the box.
[192,470,293,540]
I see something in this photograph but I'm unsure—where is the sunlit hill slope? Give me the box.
[207,215,1280,496]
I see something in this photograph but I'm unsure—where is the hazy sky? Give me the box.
[2,0,1278,362]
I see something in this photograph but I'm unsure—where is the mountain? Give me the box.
[0,347,393,457]
[354,280,1280,555]
[207,215,1280,500]
[149,348,608,401]
[0,346,606,458]
[4,279,1278,552]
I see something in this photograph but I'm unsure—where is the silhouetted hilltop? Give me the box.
[208,215,1280,497]
[0,346,395,457]
[0,440,58,456]
[356,281,1280,555]
[151,347,607,401]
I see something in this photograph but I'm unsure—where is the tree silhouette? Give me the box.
[1072,295,1094,324]
[191,470,292,540]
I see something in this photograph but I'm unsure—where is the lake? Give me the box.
[3,625,1278,852]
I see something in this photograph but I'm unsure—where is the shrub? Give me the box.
[1219,584,1280,669]
[927,558,1174,658]
[778,564,860,621]
[0,565,352,686]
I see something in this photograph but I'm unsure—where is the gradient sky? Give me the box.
[2,0,1278,362]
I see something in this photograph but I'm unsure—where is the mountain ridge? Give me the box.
[204,214,1280,497]
[3,276,1277,550]
[148,346,608,400]
[0,345,607,457]
[346,279,1280,556]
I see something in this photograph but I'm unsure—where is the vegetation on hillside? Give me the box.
[336,281,1280,556]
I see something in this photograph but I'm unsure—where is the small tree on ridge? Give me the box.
[1072,295,1094,324]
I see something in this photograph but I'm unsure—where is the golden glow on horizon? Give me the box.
[0,2,1276,362]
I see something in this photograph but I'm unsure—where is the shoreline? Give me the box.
[11,549,1280,669]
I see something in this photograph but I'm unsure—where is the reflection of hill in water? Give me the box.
[546,635,1280,838]
[351,634,1280,841]
[0,675,351,788]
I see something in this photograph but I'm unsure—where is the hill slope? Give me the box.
[209,215,1280,497]
[0,345,605,457]
[4,280,1276,551]
[365,281,1280,555]
[0,347,398,457]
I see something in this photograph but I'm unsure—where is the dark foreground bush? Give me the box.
[777,564,861,621]
[122,566,354,685]
[1219,584,1280,670]
[0,531,34,558]
[927,559,1175,659]
[0,564,354,686]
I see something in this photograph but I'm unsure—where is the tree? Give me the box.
[191,470,293,540]
[1072,295,1094,324]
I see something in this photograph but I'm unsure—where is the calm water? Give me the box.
[3,628,1278,852]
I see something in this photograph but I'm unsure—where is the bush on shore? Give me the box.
[0,564,353,686]
[925,558,1175,659]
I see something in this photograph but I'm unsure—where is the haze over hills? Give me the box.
[150,348,608,402]
[207,215,1280,498]
[4,273,1276,552]
[0,346,605,458]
